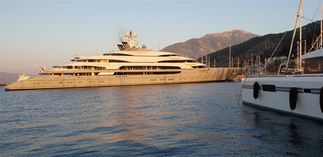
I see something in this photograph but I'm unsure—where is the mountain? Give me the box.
[161,30,258,58]
[0,72,19,85]
[205,21,321,67]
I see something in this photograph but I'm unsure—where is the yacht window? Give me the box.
[119,66,180,70]
[109,59,129,63]
[262,84,276,92]
[304,57,323,74]
[76,59,107,62]
[158,60,196,63]
[76,60,87,62]
[158,54,179,57]
[114,71,181,75]
[88,60,96,62]
[104,53,133,56]
[304,88,311,93]
[192,66,206,69]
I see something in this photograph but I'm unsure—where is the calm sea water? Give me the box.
[1,82,323,157]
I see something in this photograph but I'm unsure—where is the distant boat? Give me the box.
[241,0,323,121]
[5,31,244,91]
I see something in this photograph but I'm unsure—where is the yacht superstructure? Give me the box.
[5,32,244,91]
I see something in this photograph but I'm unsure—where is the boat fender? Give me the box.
[253,82,260,99]
[320,87,323,113]
[289,87,298,110]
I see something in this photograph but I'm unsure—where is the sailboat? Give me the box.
[241,0,323,121]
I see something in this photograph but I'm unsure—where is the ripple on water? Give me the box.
[1,83,323,156]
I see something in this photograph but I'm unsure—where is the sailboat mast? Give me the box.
[286,0,303,72]
[321,4,323,48]
[228,45,231,68]
[299,1,303,69]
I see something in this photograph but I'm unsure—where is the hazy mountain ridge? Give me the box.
[162,29,258,58]
[205,21,321,67]
[0,72,19,84]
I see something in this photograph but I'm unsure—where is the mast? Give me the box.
[321,4,323,48]
[204,56,207,65]
[210,57,211,67]
[299,2,303,70]
[228,45,231,68]
[206,56,209,67]
[258,55,261,73]
[286,0,303,72]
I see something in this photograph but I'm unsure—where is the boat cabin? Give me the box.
[302,49,323,74]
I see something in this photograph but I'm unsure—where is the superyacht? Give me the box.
[5,32,243,91]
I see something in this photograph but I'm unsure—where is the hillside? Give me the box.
[204,21,321,67]
[0,72,19,85]
[162,30,257,58]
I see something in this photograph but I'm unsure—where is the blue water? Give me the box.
[1,82,323,156]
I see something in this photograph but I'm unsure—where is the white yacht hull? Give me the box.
[5,68,243,91]
[241,75,323,121]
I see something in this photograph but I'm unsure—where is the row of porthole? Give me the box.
[253,82,323,112]
[57,81,100,84]
[33,81,105,86]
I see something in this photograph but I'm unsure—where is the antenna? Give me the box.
[125,31,138,48]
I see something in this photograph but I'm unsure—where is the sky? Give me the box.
[0,0,322,74]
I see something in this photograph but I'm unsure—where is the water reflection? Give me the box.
[242,106,323,156]
[288,123,302,146]
[1,83,323,156]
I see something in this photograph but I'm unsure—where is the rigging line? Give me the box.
[310,5,320,45]
[311,5,320,21]
[302,5,319,23]
[307,34,321,52]
[269,31,288,59]
[302,16,315,22]
[299,6,319,22]
[267,4,318,66]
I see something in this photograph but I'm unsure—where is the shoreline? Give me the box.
[0,83,8,86]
